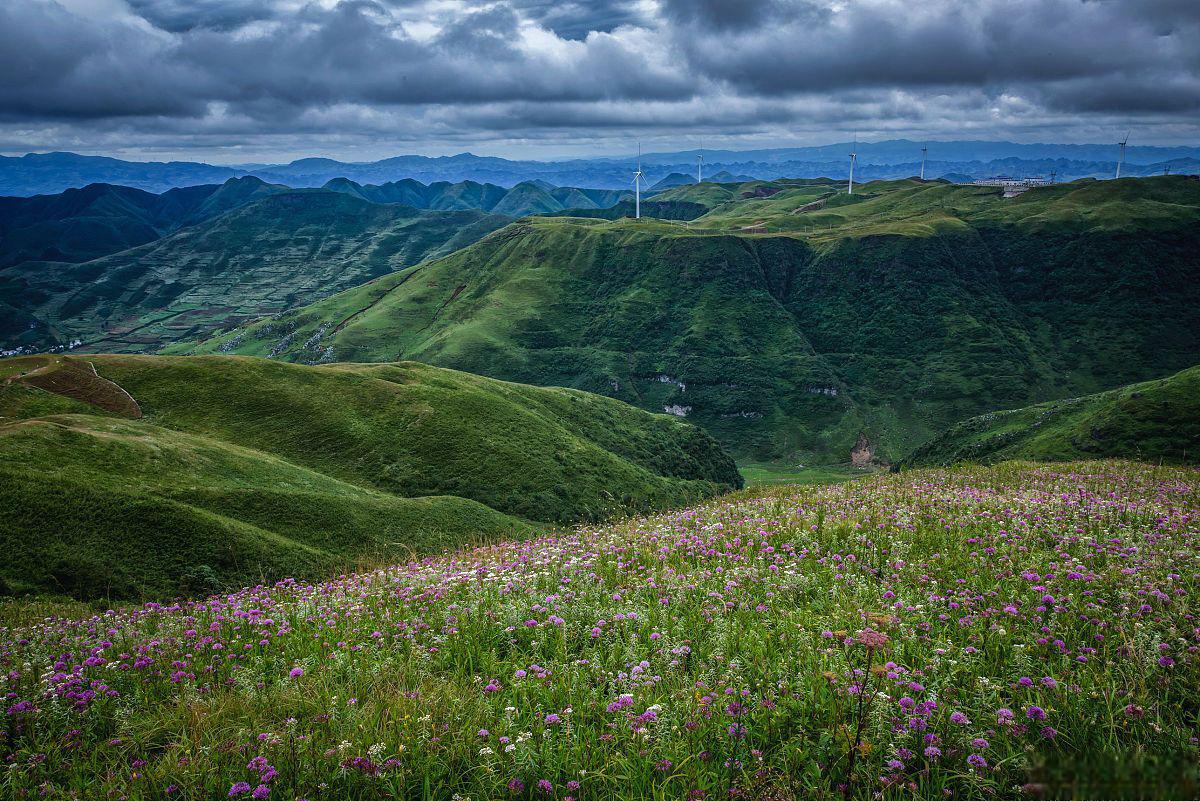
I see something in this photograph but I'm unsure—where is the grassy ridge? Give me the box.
[901,364,1200,468]
[186,177,1200,464]
[0,354,740,599]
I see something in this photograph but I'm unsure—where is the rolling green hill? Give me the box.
[1,190,512,352]
[184,176,1200,464]
[900,365,1200,467]
[0,353,739,599]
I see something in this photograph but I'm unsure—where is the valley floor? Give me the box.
[0,460,1197,800]
[738,462,865,487]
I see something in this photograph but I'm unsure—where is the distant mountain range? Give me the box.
[3,140,1198,196]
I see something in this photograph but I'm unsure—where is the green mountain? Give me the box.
[0,179,285,269]
[0,353,739,599]
[1,189,512,352]
[900,365,1200,467]
[183,176,1200,464]
[650,172,696,190]
[322,177,628,217]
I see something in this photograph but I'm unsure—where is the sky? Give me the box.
[1,0,1198,164]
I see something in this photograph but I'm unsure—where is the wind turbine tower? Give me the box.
[1115,132,1129,179]
[697,142,704,184]
[632,142,644,219]
[920,144,927,180]
[1049,170,1057,185]
[847,137,858,195]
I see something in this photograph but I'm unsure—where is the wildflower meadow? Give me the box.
[1,460,1196,800]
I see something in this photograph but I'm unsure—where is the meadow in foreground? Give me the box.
[1,461,1196,800]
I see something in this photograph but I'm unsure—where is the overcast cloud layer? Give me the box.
[1,0,1198,161]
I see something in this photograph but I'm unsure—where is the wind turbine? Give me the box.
[1049,169,1057,185]
[1115,132,1129,179]
[697,141,704,184]
[847,135,858,195]
[920,144,928,180]
[632,142,644,219]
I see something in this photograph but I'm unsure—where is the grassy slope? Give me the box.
[187,177,1200,464]
[0,354,739,599]
[0,190,511,351]
[900,364,1200,468]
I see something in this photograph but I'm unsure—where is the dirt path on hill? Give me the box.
[332,266,424,335]
[14,358,142,417]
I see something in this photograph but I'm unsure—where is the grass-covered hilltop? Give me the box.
[0,353,739,599]
[185,176,1200,464]
[902,364,1200,468]
[0,460,1195,799]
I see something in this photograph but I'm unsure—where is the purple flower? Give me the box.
[478,729,489,738]
[856,629,890,649]
[544,713,561,725]
[949,711,969,725]
[537,779,554,794]
[252,786,270,800]
[1026,706,1047,721]
[228,783,252,797]
[288,667,304,679]
[923,746,942,759]
[967,754,987,769]
[507,779,525,793]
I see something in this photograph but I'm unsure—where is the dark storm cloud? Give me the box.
[124,0,277,32]
[670,0,1198,94]
[660,0,797,31]
[1,0,1197,156]
[0,0,206,119]
[507,1,649,40]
